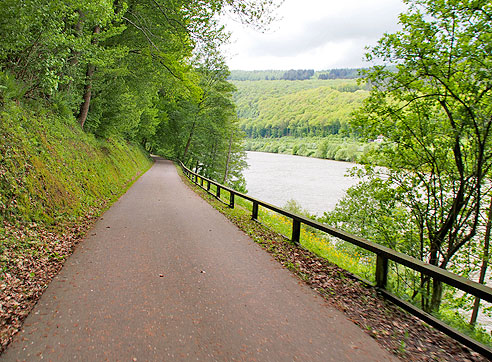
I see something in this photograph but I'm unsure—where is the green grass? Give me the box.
[0,99,152,272]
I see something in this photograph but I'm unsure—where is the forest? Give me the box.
[0,0,281,187]
[233,78,369,138]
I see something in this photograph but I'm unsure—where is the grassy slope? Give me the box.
[0,100,152,352]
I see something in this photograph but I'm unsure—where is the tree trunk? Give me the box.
[223,131,234,184]
[210,139,218,174]
[77,25,100,129]
[430,279,443,312]
[427,242,443,312]
[470,197,492,326]
[182,118,196,161]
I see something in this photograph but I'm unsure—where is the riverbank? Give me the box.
[244,136,379,163]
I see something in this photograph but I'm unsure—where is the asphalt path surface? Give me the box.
[2,158,397,361]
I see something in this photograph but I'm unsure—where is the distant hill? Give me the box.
[229,68,366,81]
[232,79,369,138]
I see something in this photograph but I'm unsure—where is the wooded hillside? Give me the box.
[232,79,369,138]
[0,0,279,186]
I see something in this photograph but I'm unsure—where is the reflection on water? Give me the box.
[243,151,359,216]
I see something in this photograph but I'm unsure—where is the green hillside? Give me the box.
[232,79,369,138]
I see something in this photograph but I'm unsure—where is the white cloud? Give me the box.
[221,0,406,70]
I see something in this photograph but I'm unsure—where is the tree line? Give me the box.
[318,68,361,79]
[228,68,365,81]
[0,0,279,187]
[232,79,368,138]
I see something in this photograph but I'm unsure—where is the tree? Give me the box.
[0,0,122,99]
[0,0,280,127]
[344,0,492,312]
[281,69,314,80]
[470,196,491,325]
[0,0,279,191]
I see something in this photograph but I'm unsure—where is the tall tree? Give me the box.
[341,0,492,312]
[0,0,278,191]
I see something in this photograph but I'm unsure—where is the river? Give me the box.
[243,151,359,216]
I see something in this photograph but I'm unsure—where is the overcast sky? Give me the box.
[221,0,407,71]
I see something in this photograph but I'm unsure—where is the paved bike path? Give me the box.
[3,158,396,361]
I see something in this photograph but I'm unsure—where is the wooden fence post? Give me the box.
[376,254,389,289]
[252,202,258,220]
[292,219,301,244]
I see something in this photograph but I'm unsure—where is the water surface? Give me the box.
[243,151,359,216]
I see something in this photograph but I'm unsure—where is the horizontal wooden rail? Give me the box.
[179,162,492,358]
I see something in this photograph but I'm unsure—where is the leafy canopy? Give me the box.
[327,0,492,312]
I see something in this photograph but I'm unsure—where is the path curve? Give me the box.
[2,158,397,361]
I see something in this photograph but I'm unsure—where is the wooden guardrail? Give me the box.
[180,162,492,358]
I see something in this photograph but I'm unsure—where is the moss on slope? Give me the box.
[0,100,152,352]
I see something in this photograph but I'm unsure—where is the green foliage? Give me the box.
[0,100,151,225]
[321,171,420,257]
[434,308,492,347]
[243,136,374,163]
[329,0,492,318]
[0,0,280,180]
[232,79,368,138]
[0,71,28,102]
[317,68,362,80]
[283,199,312,217]
[150,65,247,184]
[280,69,314,80]
[0,0,123,97]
